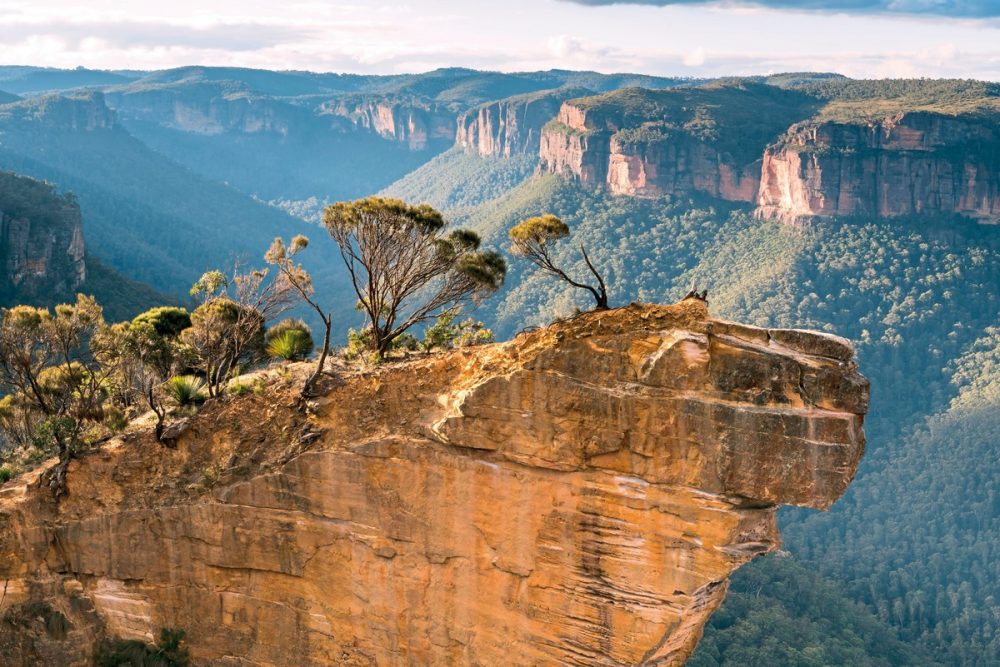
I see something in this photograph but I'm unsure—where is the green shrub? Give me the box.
[131,307,191,339]
[0,465,14,483]
[266,329,313,362]
[166,376,206,407]
[344,327,373,361]
[266,319,313,349]
[391,332,420,352]
[423,311,495,351]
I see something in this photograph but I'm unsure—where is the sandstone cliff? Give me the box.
[456,88,591,158]
[0,91,115,132]
[0,301,867,666]
[321,96,455,151]
[756,112,1000,223]
[538,85,813,202]
[104,83,303,136]
[537,85,1000,224]
[0,172,86,300]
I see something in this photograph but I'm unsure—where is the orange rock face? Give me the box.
[456,89,589,158]
[0,302,868,666]
[321,97,455,151]
[756,112,1000,223]
[539,101,762,202]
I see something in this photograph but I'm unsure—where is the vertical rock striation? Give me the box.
[321,96,456,151]
[756,112,1000,223]
[0,172,86,299]
[536,86,1000,223]
[104,83,300,136]
[0,302,867,666]
[456,88,591,158]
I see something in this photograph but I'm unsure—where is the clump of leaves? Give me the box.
[343,327,374,362]
[0,464,14,483]
[166,376,206,407]
[422,310,495,351]
[392,332,420,352]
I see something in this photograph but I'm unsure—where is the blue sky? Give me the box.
[1,0,999,79]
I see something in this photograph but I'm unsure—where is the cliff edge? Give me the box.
[0,301,868,665]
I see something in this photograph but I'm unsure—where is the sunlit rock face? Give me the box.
[539,100,763,202]
[104,83,301,136]
[457,89,589,158]
[320,96,456,151]
[0,301,867,666]
[757,112,1000,223]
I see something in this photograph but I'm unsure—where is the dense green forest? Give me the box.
[688,555,936,667]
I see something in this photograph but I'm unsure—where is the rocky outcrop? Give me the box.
[0,302,868,666]
[540,105,762,201]
[0,172,86,298]
[756,112,1000,223]
[456,88,590,157]
[321,96,455,151]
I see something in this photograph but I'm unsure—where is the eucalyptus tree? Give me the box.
[324,197,506,356]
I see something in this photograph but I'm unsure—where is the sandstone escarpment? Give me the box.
[605,133,761,200]
[538,85,810,202]
[0,91,115,132]
[539,104,761,201]
[322,96,455,151]
[756,112,1000,223]
[104,83,301,136]
[456,88,590,158]
[0,302,868,666]
[0,172,86,298]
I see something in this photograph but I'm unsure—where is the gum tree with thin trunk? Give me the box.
[509,214,609,310]
[324,197,506,356]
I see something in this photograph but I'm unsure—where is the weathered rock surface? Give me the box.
[537,86,804,203]
[321,96,456,151]
[0,172,86,299]
[0,302,868,665]
[756,112,1000,223]
[457,88,591,158]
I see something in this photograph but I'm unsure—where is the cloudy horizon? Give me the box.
[2,0,1000,80]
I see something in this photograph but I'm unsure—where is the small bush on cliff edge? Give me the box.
[95,628,190,666]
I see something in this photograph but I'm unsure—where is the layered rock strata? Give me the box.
[0,301,868,665]
[321,96,455,151]
[757,112,1000,223]
[456,88,591,158]
[538,92,1000,223]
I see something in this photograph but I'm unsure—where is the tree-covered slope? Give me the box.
[382,147,538,214]
[688,554,939,667]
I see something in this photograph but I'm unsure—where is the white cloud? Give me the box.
[0,0,996,80]
[683,47,707,67]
